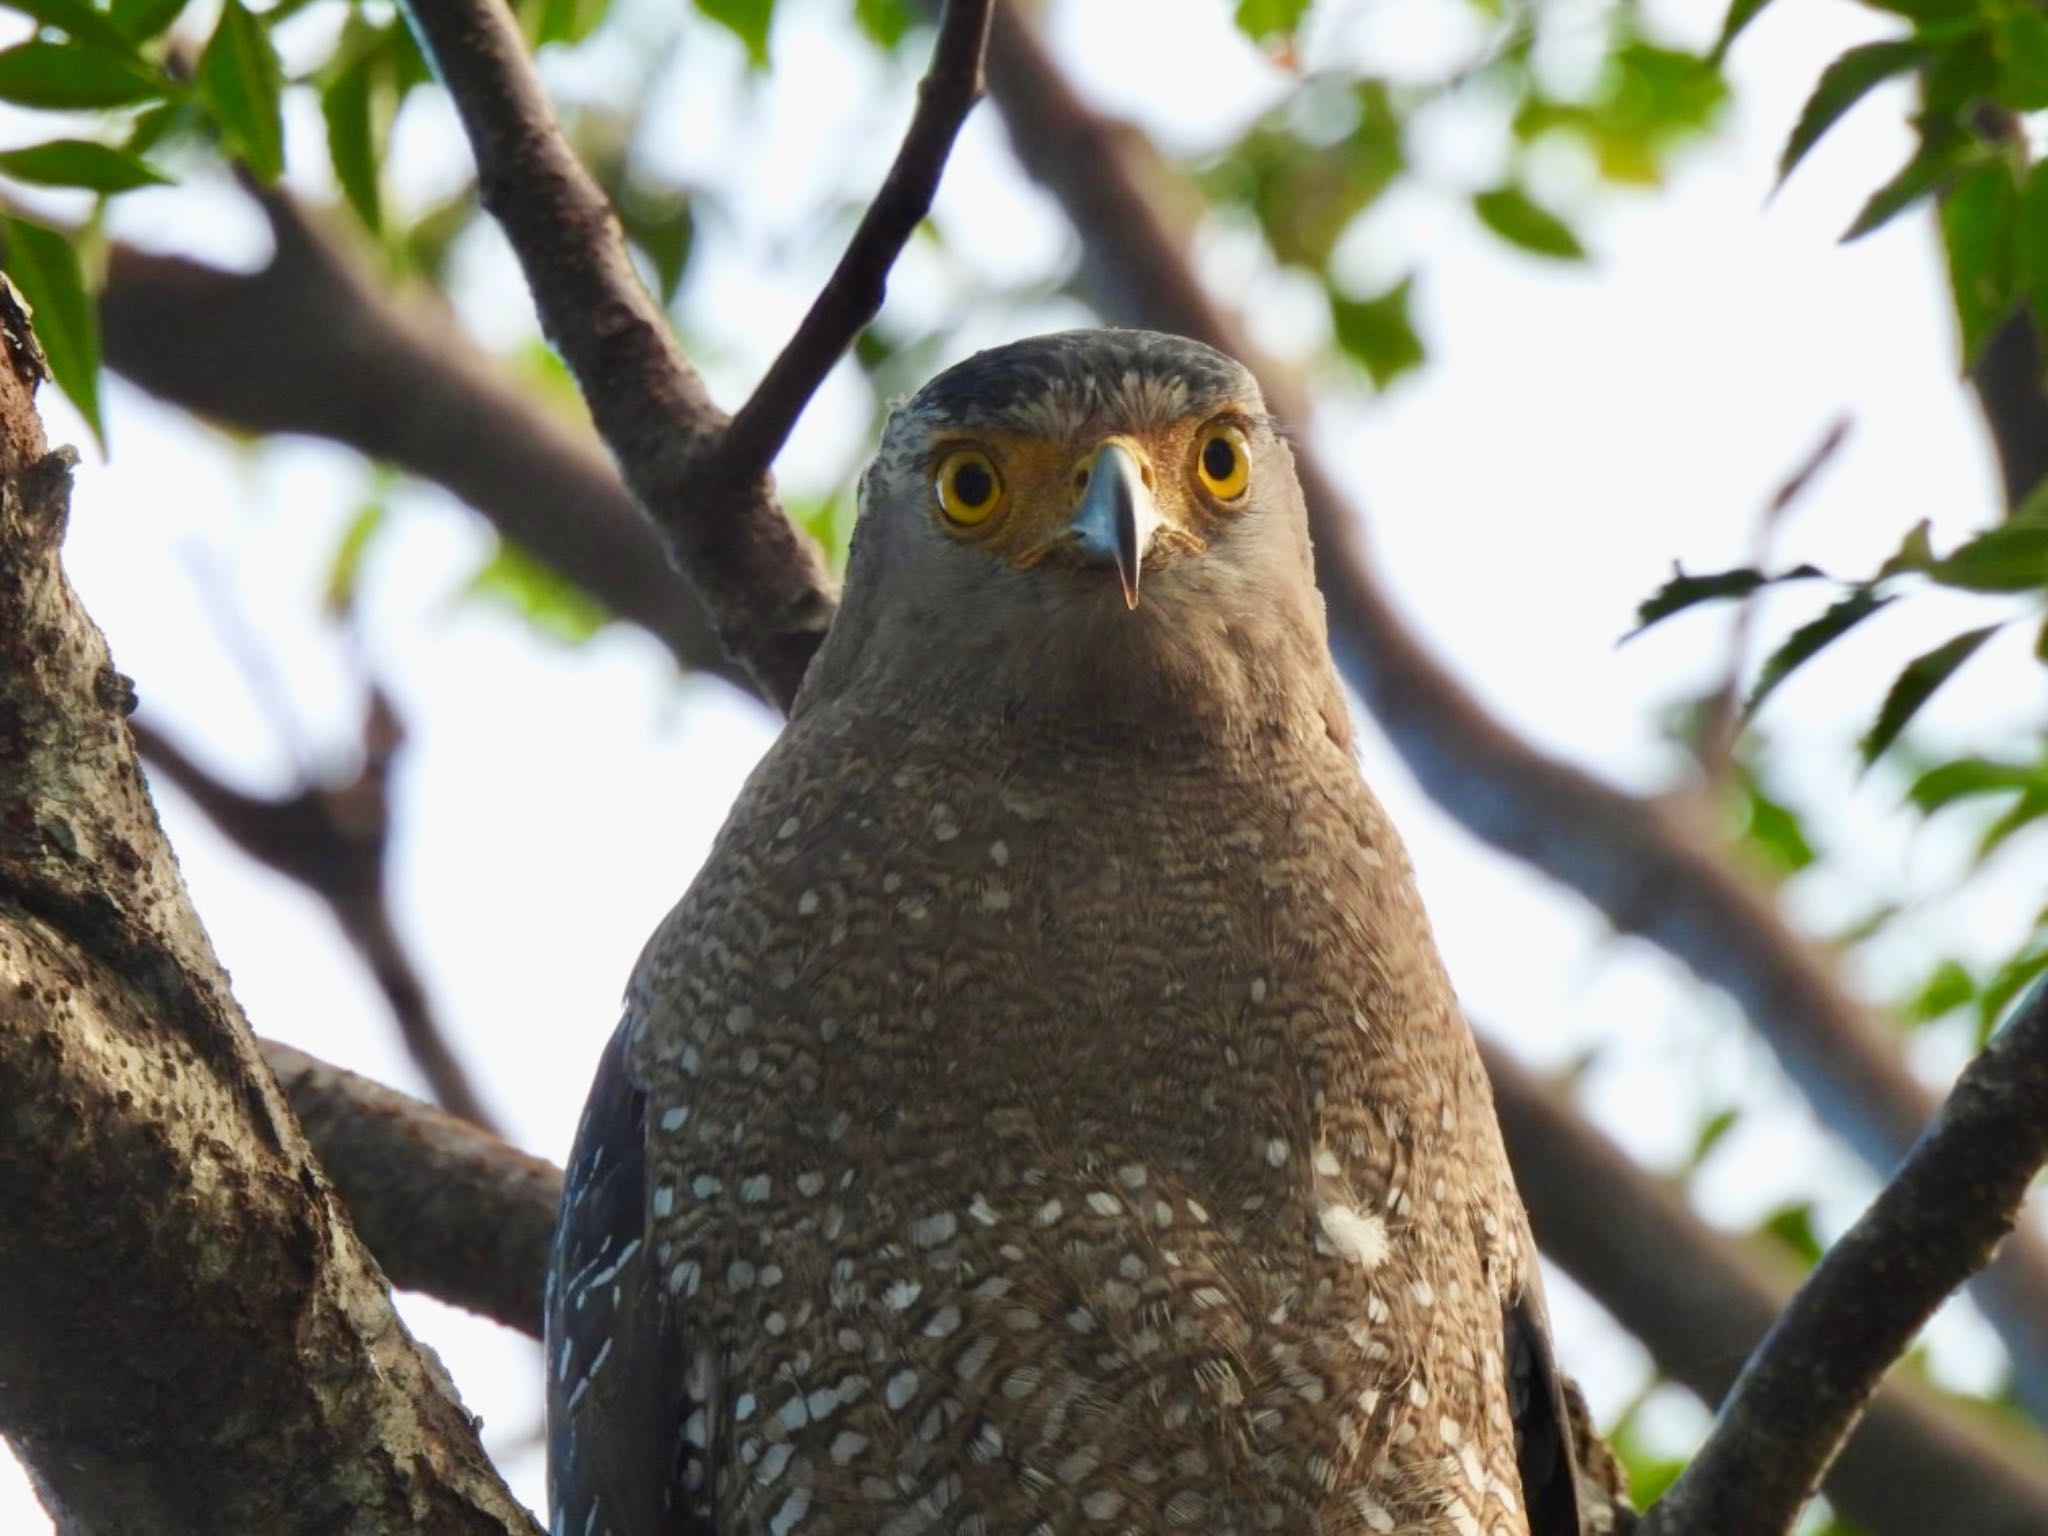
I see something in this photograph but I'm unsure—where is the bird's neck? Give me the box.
[795,585,1354,758]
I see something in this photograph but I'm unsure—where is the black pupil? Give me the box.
[953,461,993,506]
[1203,436,1238,483]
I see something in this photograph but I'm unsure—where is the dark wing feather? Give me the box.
[1507,1279,1586,1536]
[546,1017,711,1536]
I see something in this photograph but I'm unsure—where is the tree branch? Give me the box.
[709,0,994,482]
[399,0,987,709]
[0,298,537,1534]
[977,0,2048,1414]
[133,695,502,1134]
[264,1041,556,1333]
[97,197,749,694]
[1485,1038,2048,1536]
[1640,984,2048,1536]
[400,0,830,707]
[1971,310,2048,513]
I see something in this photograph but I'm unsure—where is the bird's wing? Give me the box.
[546,1016,711,1536]
[1506,1278,1587,1536]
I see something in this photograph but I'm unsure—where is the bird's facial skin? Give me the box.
[801,330,1346,744]
[924,411,1259,606]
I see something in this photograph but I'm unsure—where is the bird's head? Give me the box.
[799,329,1342,741]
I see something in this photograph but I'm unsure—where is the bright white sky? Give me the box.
[5,0,2043,1527]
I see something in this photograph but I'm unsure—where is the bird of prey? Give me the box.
[547,329,1593,1536]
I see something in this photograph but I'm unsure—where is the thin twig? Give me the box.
[1484,1036,2048,1536]
[133,697,502,1133]
[1640,984,2048,1536]
[711,0,995,482]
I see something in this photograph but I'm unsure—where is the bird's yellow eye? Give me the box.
[934,448,1004,528]
[1194,424,1250,502]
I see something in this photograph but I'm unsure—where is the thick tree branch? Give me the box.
[400,0,830,707]
[1641,984,2048,1536]
[0,301,537,1534]
[132,698,502,1133]
[977,0,2048,1413]
[97,199,749,694]
[1486,1038,2048,1536]
[398,0,989,708]
[264,1041,557,1333]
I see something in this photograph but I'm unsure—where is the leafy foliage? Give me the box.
[0,214,101,444]
[196,0,284,181]
[1740,0,2048,364]
[462,539,612,646]
[1200,5,1726,385]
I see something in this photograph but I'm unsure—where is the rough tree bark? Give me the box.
[0,289,539,1535]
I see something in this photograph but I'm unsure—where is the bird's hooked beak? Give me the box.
[1066,439,1163,609]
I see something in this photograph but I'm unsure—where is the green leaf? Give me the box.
[1759,1201,1824,1266]
[110,0,188,42]
[1746,587,1892,715]
[196,0,284,182]
[463,539,611,644]
[1630,564,1825,635]
[124,97,196,155]
[0,214,102,447]
[694,0,773,66]
[1976,786,2048,861]
[0,40,164,108]
[324,495,388,615]
[6,0,144,56]
[1234,0,1312,40]
[1327,277,1424,390]
[1941,159,2020,365]
[1861,0,1982,19]
[1878,516,1936,577]
[1712,0,1772,63]
[1905,958,1975,1023]
[521,0,609,49]
[322,50,380,233]
[1991,6,2048,110]
[0,138,167,192]
[1689,1106,1740,1168]
[1908,756,2040,812]
[1979,946,2048,1037]
[1472,186,1586,261]
[853,0,910,48]
[1780,41,1924,186]
[618,180,694,306]
[2019,160,2048,343]
[1844,129,1973,242]
[1204,83,1401,269]
[1738,777,1818,877]
[1929,520,2048,591]
[1861,624,2000,763]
